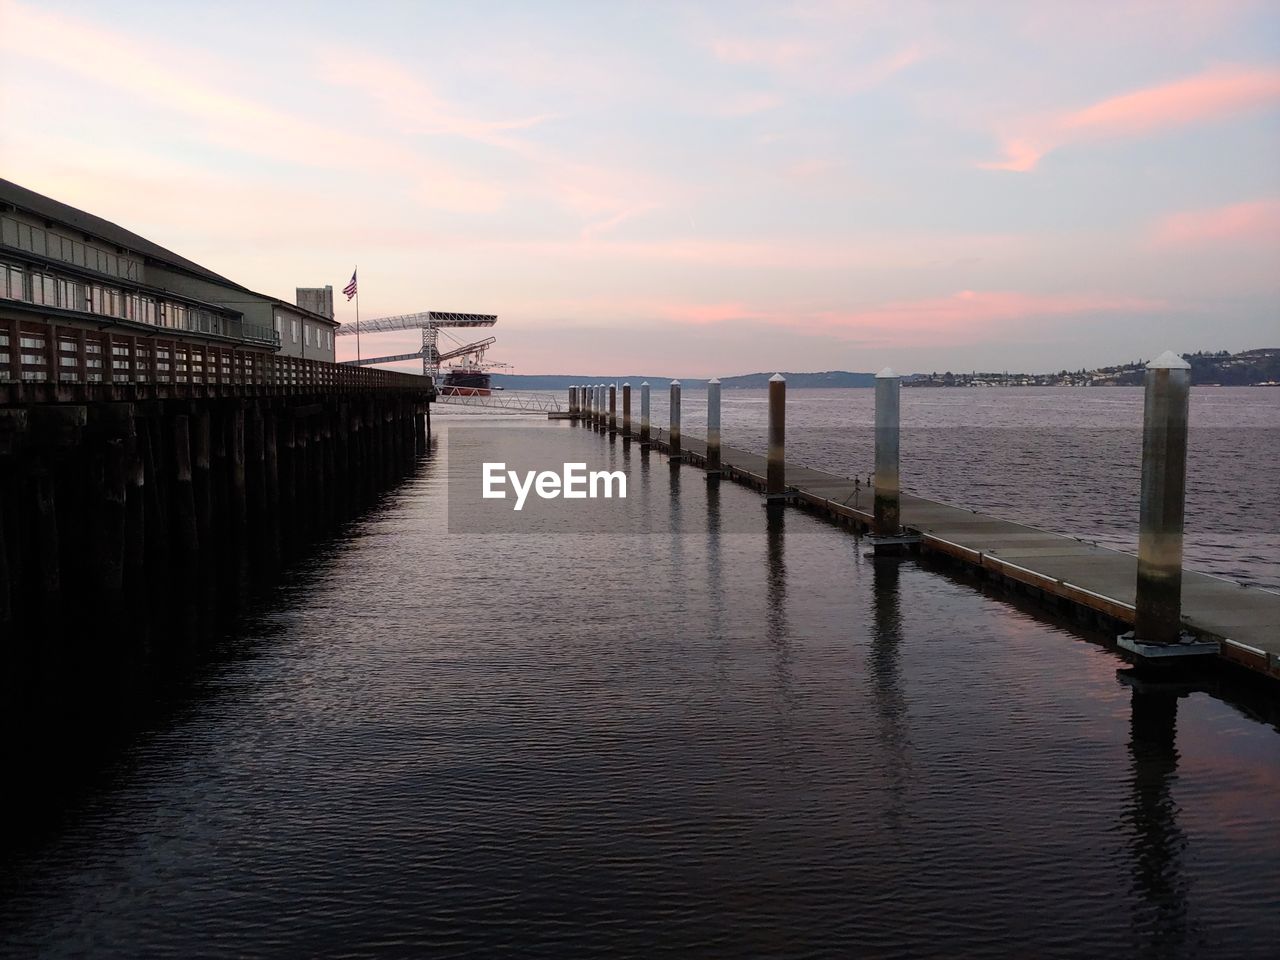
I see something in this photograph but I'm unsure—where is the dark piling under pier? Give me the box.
[0,381,432,787]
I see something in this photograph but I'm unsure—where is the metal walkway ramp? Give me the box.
[436,387,561,413]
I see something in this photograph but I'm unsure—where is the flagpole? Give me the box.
[354,265,361,363]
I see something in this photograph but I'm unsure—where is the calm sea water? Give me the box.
[1,394,1277,959]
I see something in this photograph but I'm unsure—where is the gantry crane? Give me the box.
[335,311,497,379]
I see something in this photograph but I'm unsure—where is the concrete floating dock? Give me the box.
[634,426,1280,681]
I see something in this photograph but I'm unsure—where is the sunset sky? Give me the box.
[1,0,1277,375]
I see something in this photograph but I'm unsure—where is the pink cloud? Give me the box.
[809,290,1164,337]
[715,92,785,117]
[709,37,814,68]
[982,65,1280,172]
[1152,199,1280,246]
[0,0,508,215]
[315,46,678,229]
[534,290,1164,347]
[707,29,924,96]
[459,232,1024,272]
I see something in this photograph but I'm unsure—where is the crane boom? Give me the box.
[338,336,497,368]
[334,311,496,335]
[434,336,496,363]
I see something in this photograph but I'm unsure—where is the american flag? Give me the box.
[343,269,358,300]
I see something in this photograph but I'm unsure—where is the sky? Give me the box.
[1,0,1277,376]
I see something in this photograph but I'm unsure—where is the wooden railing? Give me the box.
[0,317,431,393]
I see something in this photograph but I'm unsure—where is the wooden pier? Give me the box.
[1,332,434,733]
[623,423,1280,682]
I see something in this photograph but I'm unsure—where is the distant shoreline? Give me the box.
[491,348,1280,390]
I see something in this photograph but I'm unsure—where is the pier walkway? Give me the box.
[638,426,1280,680]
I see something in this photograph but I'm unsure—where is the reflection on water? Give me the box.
[1127,685,1191,956]
[0,420,1276,960]
[871,559,911,844]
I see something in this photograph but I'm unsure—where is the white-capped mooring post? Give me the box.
[622,382,632,438]
[608,383,617,436]
[869,367,920,554]
[569,385,578,419]
[1120,351,1215,660]
[874,367,901,536]
[767,373,786,498]
[706,377,721,479]
[595,384,604,430]
[640,382,651,447]
[669,380,682,461]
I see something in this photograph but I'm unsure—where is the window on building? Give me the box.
[56,278,81,311]
[32,273,57,306]
[1,263,25,301]
[291,319,300,343]
[274,315,282,338]
[305,324,313,347]
[90,285,123,316]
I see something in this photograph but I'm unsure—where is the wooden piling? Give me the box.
[263,406,281,572]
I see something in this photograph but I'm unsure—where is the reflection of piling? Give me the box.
[609,383,617,436]
[874,367,901,537]
[1126,685,1188,950]
[622,383,631,438]
[1136,352,1191,645]
[706,377,721,477]
[640,381,651,446]
[767,373,785,496]
[669,380,682,460]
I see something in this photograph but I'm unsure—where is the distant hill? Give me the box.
[905,347,1280,388]
[490,370,877,390]
[489,350,1280,390]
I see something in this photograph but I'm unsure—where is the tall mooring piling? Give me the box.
[706,378,721,477]
[874,367,902,537]
[767,373,786,498]
[1137,352,1191,642]
[622,383,632,438]
[669,380,682,461]
[1120,352,1216,659]
[641,382,651,445]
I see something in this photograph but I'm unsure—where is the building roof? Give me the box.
[1,178,339,327]
[0,177,238,287]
